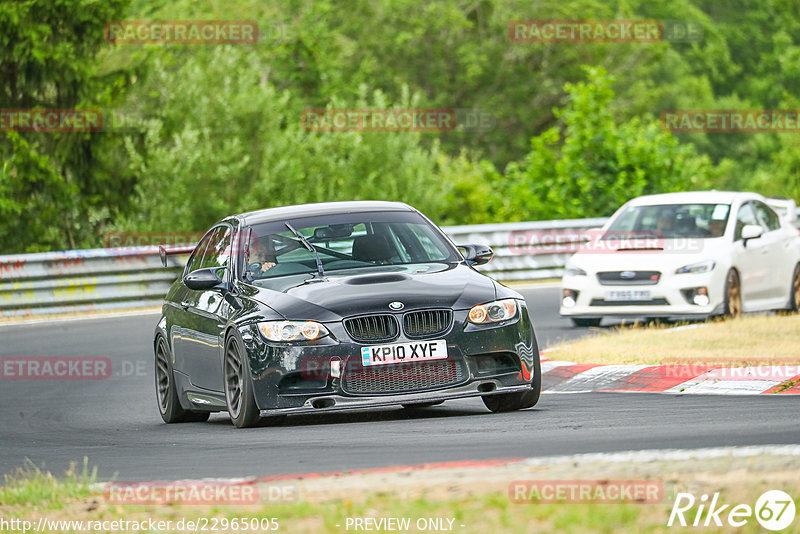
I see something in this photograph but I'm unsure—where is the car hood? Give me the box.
[245,263,499,322]
[567,238,728,273]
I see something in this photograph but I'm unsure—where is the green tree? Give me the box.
[0,0,130,252]
[500,67,720,220]
[113,48,456,232]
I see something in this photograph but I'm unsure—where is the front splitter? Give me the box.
[259,380,531,416]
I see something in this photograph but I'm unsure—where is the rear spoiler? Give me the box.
[159,244,196,267]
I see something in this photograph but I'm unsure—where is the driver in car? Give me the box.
[247,235,277,278]
[707,218,726,237]
[655,213,674,236]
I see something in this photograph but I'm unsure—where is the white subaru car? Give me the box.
[560,191,800,326]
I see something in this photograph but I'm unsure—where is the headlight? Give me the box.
[675,259,716,274]
[257,321,328,342]
[564,261,587,276]
[468,299,518,324]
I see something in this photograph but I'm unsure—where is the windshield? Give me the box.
[605,203,731,239]
[242,210,460,284]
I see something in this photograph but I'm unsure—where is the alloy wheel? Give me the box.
[225,338,244,419]
[793,267,800,310]
[727,270,741,317]
[155,337,171,414]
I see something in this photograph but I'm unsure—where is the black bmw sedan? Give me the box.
[154,201,541,427]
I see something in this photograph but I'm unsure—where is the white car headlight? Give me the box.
[257,321,328,342]
[564,261,587,276]
[468,299,518,324]
[675,259,716,274]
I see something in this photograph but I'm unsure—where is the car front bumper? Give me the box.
[241,301,538,413]
[559,269,727,319]
[258,381,532,416]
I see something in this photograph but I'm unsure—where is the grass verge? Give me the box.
[2,450,799,533]
[546,313,800,365]
[1,459,96,510]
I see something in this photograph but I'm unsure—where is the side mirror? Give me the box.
[184,267,225,291]
[459,244,494,266]
[741,224,764,246]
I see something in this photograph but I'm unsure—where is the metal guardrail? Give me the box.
[0,217,607,318]
[0,248,188,318]
[444,218,608,280]
[3,207,798,318]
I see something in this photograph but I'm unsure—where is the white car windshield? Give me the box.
[605,203,731,239]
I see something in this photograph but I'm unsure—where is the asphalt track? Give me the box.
[1,286,798,481]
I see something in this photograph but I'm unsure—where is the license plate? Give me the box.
[604,290,652,302]
[361,339,448,367]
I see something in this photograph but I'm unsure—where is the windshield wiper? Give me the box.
[285,222,326,280]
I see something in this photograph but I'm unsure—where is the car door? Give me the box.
[731,201,771,308]
[179,224,235,392]
[170,228,216,374]
[752,200,793,299]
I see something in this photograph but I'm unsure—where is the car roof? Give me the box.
[234,201,415,226]
[624,191,764,206]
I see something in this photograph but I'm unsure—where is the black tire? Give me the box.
[401,401,444,409]
[256,415,287,427]
[571,318,602,327]
[790,264,800,313]
[154,336,210,423]
[482,346,542,413]
[723,268,742,318]
[224,332,262,428]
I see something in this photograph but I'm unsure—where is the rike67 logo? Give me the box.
[668,490,796,531]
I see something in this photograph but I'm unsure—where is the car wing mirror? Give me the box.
[741,224,764,246]
[184,267,225,291]
[459,244,494,266]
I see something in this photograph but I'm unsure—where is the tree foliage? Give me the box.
[2,0,799,253]
[499,67,720,220]
[0,0,130,252]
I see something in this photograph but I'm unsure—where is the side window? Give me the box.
[199,226,233,271]
[185,229,216,274]
[400,223,450,261]
[734,202,759,241]
[752,201,781,232]
[611,207,638,232]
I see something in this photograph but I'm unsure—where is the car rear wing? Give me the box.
[159,244,196,267]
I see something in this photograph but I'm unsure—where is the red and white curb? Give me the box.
[249,445,800,483]
[99,445,800,488]
[540,356,800,395]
